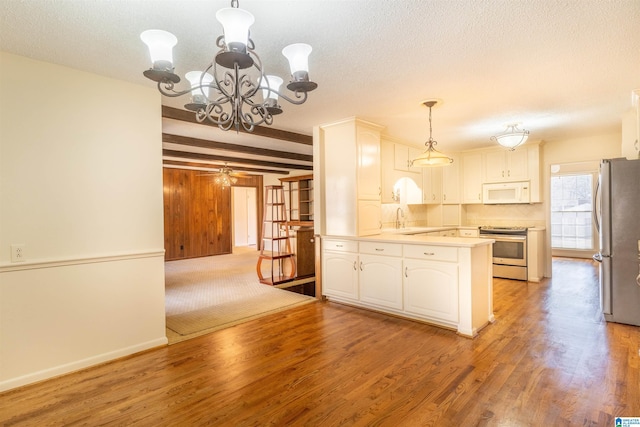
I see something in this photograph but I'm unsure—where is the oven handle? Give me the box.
[479,234,527,241]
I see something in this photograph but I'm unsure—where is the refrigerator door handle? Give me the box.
[593,176,601,233]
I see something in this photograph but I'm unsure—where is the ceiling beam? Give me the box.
[162,149,313,170]
[162,160,290,175]
[162,106,313,146]
[162,133,313,162]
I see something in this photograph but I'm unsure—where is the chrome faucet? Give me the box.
[396,207,404,229]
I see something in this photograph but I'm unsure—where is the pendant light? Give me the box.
[410,100,454,167]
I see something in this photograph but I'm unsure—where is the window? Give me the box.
[550,174,594,250]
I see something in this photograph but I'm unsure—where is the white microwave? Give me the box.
[482,181,530,204]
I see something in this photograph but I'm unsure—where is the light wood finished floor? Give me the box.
[1,258,638,425]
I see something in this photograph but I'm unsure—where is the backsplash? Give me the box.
[382,202,546,229]
[465,204,546,228]
[381,203,429,229]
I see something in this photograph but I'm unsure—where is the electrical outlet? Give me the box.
[11,244,26,262]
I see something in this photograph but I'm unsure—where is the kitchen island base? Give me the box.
[321,234,494,338]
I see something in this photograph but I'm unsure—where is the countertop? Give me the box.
[323,233,494,248]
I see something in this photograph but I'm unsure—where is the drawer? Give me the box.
[402,244,458,262]
[359,241,402,257]
[458,229,479,237]
[323,239,358,253]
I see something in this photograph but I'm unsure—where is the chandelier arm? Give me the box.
[156,81,192,98]
[270,89,309,105]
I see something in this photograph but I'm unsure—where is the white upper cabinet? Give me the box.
[441,154,460,204]
[461,152,483,204]
[357,126,382,200]
[622,101,640,160]
[317,118,384,237]
[484,149,528,182]
[394,144,422,174]
[422,167,442,204]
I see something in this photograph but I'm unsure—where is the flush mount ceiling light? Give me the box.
[410,100,454,167]
[140,0,317,133]
[490,123,530,150]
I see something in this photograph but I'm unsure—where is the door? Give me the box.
[233,187,257,247]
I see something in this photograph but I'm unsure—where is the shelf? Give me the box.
[259,253,294,260]
[259,276,296,286]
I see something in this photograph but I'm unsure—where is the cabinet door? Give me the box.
[484,151,507,182]
[403,259,459,322]
[322,251,358,300]
[506,149,528,180]
[442,155,460,204]
[422,167,442,204]
[359,254,403,310]
[393,144,422,174]
[357,200,381,236]
[357,127,381,200]
[462,153,483,204]
[484,150,528,182]
[394,144,410,171]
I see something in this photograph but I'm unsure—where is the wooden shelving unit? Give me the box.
[257,185,296,286]
[279,174,314,227]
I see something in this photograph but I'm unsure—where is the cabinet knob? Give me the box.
[405,266,408,278]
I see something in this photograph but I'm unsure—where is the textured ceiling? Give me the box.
[1,0,639,158]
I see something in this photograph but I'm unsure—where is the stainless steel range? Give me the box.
[479,226,528,281]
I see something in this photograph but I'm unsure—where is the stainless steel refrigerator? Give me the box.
[593,158,640,326]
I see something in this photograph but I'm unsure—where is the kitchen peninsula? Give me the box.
[321,233,494,337]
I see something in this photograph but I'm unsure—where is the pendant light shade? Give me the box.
[411,100,454,167]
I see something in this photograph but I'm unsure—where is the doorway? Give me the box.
[232,186,258,249]
[549,161,599,259]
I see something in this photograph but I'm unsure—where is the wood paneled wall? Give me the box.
[162,168,263,260]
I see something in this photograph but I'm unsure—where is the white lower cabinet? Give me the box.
[403,259,459,323]
[323,250,359,301]
[359,254,403,310]
[322,237,493,337]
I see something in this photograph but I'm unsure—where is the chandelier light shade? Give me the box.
[140,0,317,132]
[411,100,454,167]
[213,164,238,187]
[140,30,178,80]
[490,124,530,150]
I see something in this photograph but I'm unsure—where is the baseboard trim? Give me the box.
[0,336,168,393]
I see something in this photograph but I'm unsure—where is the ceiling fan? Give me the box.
[199,163,246,187]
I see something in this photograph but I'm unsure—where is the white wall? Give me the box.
[0,52,167,391]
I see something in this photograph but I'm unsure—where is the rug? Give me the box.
[165,249,315,342]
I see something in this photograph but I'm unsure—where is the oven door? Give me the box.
[480,234,527,267]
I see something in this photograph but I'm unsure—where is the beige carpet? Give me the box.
[165,248,315,343]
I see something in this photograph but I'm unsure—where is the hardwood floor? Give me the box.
[1,258,638,425]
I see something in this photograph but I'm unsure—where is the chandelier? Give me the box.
[490,124,529,150]
[411,100,454,167]
[140,0,317,132]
